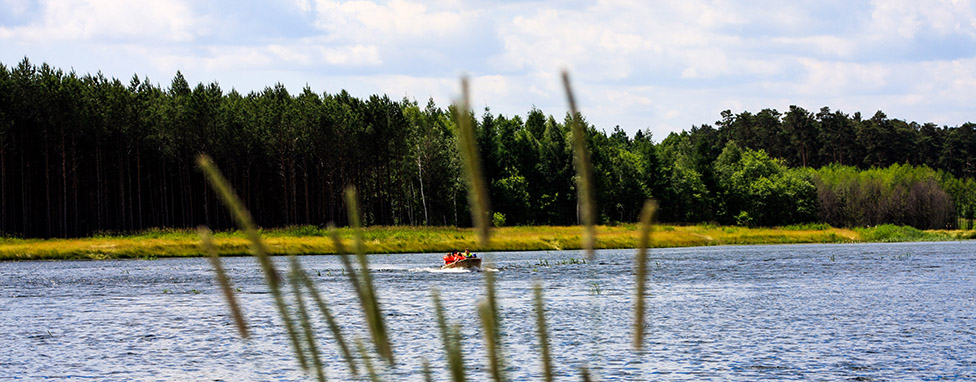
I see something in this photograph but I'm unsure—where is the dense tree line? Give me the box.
[1,59,974,237]
[716,106,976,178]
[657,108,976,228]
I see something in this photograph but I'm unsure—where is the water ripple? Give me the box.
[1,242,975,380]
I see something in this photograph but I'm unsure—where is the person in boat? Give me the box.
[464,249,471,258]
[443,252,455,265]
[447,250,461,264]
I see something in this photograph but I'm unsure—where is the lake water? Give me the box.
[2,241,975,381]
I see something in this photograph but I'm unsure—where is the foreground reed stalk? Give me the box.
[197,155,308,371]
[477,270,505,382]
[455,77,492,247]
[355,337,381,382]
[562,71,597,259]
[342,187,394,365]
[533,281,554,382]
[198,227,249,340]
[421,358,433,382]
[633,200,657,350]
[299,266,359,376]
[288,257,326,382]
[432,288,466,382]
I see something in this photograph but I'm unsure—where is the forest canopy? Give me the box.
[1,59,974,238]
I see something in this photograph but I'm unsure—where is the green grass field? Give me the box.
[1,224,972,261]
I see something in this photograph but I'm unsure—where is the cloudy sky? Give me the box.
[2,0,975,139]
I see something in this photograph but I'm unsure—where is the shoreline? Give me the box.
[1,224,973,261]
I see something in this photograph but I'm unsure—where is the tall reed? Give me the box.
[355,337,381,382]
[299,264,359,376]
[342,187,394,364]
[477,270,505,381]
[633,200,657,349]
[533,280,554,382]
[198,226,249,340]
[432,288,466,381]
[197,155,307,371]
[562,71,597,259]
[288,257,326,382]
[454,77,492,247]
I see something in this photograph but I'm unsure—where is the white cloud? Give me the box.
[770,35,859,58]
[309,0,475,41]
[0,0,205,43]
[796,59,890,95]
[265,43,381,66]
[320,44,382,66]
[869,0,976,39]
[293,0,313,13]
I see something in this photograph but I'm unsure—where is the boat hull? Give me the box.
[441,257,482,270]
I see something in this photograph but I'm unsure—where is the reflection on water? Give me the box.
[2,241,975,380]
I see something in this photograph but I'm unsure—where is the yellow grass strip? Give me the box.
[2,225,971,261]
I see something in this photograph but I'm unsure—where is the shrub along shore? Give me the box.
[1,224,973,261]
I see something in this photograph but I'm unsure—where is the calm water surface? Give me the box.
[2,241,975,380]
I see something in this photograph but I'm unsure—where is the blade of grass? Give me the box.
[289,256,326,382]
[454,76,492,247]
[533,280,553,382]
[432,288,466,382]
[633,200,657,350]
[562,71,597,259]
[449,323,466,381]
[421,357,433,382]
[327,227,382,372]
[580,366,593,382]
[198,226,249,340]
[197,154,307,371]
[355,337,381,382]
[477,270,505,382]
[343,187,394,365]
[477,301,500,381]
[299,262,359,376]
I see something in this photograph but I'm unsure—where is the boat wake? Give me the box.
[408,267,497,273]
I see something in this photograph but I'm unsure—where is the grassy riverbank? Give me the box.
[2,224,973,261]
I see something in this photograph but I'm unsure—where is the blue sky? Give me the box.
[2,0,975,140]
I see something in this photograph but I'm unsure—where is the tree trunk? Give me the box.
[136,149,143,229]
[279,153,289,225]
[71,135,78,236]
[303,164,310,224]
[1,137,6,235]
[44,130,51,237]
[95,144,103,231]
[418,155,428,225]
[61,132,67,237]
[162,163,169,227]
[119,144,126,232]
[21,146,30,236]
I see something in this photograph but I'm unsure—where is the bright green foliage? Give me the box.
[657,131,715,223]
[492,212,506,227]
[492,170,530,223]
[855,224,949,242]
[713,142,817,226]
